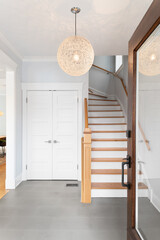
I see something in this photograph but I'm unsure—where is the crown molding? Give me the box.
[0,32,22,60]
[23,56,57,62]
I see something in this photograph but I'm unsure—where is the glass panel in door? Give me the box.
[136,24,160,239]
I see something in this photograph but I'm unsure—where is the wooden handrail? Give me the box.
[138,122,151,151]
[92,64,150,151]
[92,64,128,96]
[84,98,88,128]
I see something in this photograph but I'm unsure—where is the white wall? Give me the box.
[0,91,6,136]
[22,60,89,132]
[89,56,115,95]
[0,37,22,180]
[114,55,128,117]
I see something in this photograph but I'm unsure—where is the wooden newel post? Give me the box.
[81,128,92,203]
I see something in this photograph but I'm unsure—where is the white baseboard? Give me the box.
[151,191,160,212]
[15,173,22,188]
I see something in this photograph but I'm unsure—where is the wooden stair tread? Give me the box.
[91,182,127,189]
[88,104,120,106]
[88,116,125,118]
[92,158,125,162]
[92,147,127,151]
[91,182,148,190]
[89,93,108,99]
[91,169,127,175]
[138,182,148,189]
[88,110,122,112]
[89,99,117,102]
[92,138,127,142]
[89,123,127,125]
[92,130,126,133]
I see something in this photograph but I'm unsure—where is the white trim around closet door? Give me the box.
[22,82,83,182]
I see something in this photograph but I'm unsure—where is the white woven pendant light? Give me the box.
[57,7,94,76]
[139,35,160,76]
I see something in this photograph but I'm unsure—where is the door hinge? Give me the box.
[26,97,28,103]
[26,165,28,170]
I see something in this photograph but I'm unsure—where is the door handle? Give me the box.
[44,140,52,143]
[122,155,131,189]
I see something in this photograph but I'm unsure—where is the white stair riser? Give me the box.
[92,151,127,158]
[92,141,127,148]
[88,106,121,110]
[89,125,127,131]
[88,112,123,117]
[91,189,127,197]
[92,133,126,138]
[89,118,125,123]
[91,175,126,183]
[92,162,122,169]
[89,100,118,105]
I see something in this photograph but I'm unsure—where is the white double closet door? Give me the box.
[27,90,78,180]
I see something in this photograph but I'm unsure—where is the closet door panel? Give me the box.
[52,91,78,180]
[27,91,53,180]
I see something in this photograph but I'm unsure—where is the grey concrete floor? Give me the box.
[138,198,160,240]
[0,181,127,240]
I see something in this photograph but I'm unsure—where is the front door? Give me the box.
[27,90,78,180]
[127,1,160,239]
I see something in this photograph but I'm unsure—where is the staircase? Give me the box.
[88,92,128,197]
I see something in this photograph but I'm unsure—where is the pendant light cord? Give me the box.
[75,13,77,36]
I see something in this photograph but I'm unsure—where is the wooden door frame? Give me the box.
[127,0,160,239]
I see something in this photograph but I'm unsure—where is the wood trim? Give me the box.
[91,169,127,175]
[89,93,108,98]
[89,99,117,102]
[89,123,127,125]
[91,182,127,189]
[81,128,92,203]
[91,158,125,162]
[92,130,126,133]
[138,122,151,151]
[88,116,125,118]
[84,98,88,128]
[92,64,128,97]
[88,104,120,106]
[81,137,84,203]
[88,110,122,112]
[128,1,160,239]
[92,138,127,142]
[92,147,127,151]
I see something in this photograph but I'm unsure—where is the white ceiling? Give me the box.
[0,0,153,58]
